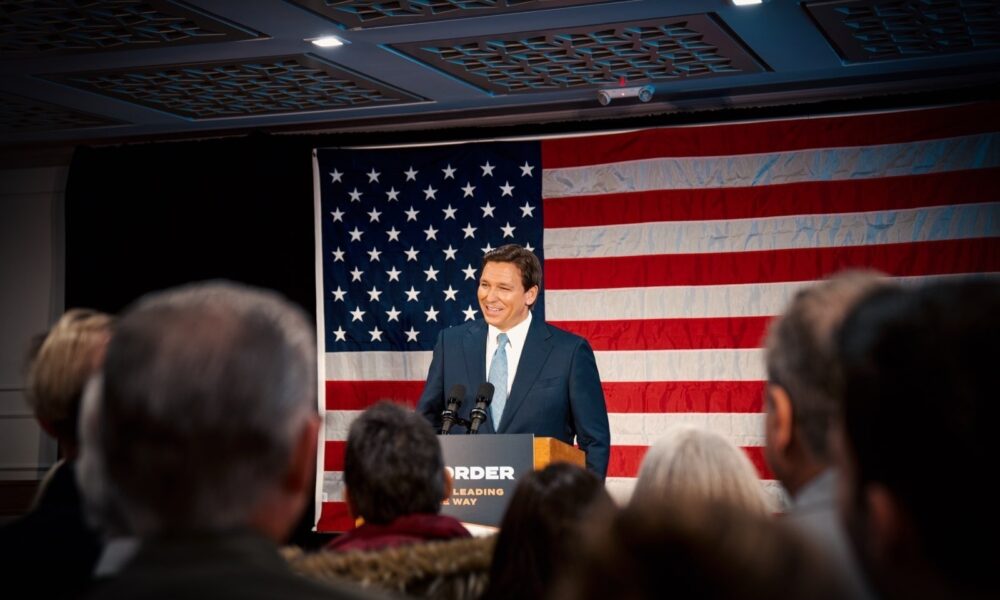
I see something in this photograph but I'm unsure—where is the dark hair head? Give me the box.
[485,463,614,600]
[482,244,542,294]
[837,278,1000,591]
[554,500,847,600]
[344,401,445,525]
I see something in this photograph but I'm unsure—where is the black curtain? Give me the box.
[65,132,328,546]
[66,132,316,316]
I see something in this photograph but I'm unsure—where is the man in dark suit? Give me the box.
[417,244,610,478]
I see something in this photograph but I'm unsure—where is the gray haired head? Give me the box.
[78,281,316,536]
[763,270,890,460]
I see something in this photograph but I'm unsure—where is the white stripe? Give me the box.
[312,152,329,525]
[544,203,1000,259]
[609,412,765,447]
[605,477,785,509]
[544,273,998,321]
[324,409,763,446]
[325,409,363,441]
[604,477,637,506]
[322,471,344,504]
[325,348,763,382]
[547,282,802,320]
[326,351,432,381]
[542,133,1000,197]
[596,349,764,382]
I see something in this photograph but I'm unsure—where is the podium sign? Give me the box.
[438,434,534,527]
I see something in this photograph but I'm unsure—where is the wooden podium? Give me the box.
[533,436,584,470]
[438,434,584,527]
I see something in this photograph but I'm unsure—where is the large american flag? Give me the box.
[313,102,1000,532]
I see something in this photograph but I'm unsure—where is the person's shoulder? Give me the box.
[84,556,377,600]
[541,320,588,346]
[440,319,484,339]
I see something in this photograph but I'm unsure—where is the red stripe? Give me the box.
[324,440,346,471]
[552,316,772,350]
[326,381,422,410]
[318,501,354,533]
[546,238,1000,289]
[742,447,774,482]
[542,102,1000,167]
[609,445,773,479]
[603,381,764,413]
[544,168,1000,228]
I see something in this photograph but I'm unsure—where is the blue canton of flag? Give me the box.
[317,141,543,352]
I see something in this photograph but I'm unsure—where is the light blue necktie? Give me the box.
[488,332,509,427]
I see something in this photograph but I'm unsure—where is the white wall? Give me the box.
[0,164,67,481]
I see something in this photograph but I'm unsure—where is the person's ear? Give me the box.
[37,419,58,441]
[865,483,904,561]
[525,285,539,307]
[442,467,454,502]
[767,384,794,454]
[284,413,320,497]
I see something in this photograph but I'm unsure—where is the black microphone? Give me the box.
[440,384,466,435]
[468,382,495,434]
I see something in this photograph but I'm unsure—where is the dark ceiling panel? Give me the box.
[288,0,613,29]
[45,55,424,119]
[0,92,124,133]
[805,0,1000,62]
[392,14,766,94]
[1,0,999,147]
[0,0,261,56]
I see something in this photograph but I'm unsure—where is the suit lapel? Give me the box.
[497,315,552,433]
[462,321,492,433]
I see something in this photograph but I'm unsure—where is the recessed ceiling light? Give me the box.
[310,36,344,48]
[732,0,763,5]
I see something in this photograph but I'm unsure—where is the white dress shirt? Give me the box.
[485,310,532,396]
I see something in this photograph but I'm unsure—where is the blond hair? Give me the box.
[27,308,112,442]
[631,424,773,515]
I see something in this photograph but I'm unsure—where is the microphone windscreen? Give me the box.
[476,382,495,401]
[447,383,466,400]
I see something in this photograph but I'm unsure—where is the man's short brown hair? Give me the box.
[482,244,542,296]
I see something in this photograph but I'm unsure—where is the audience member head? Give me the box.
[763,270,889,495]
[835,278,1000,599]
[77,281,319,542]
[630,424,773,515]
[26,308,113,457]
[554,499,848,600]
[343,400,447,525]
[485,462,614,600]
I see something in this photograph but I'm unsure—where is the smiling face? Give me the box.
[478,261,538,332]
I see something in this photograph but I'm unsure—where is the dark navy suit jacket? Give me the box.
[417,316,610,478]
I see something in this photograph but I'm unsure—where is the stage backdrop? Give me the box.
[313,102,1000,532]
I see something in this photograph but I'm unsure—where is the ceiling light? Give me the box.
[310,36,344,48]
[732,0,763,5]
